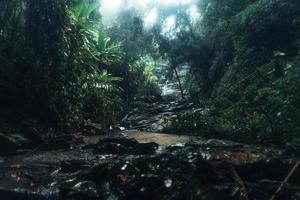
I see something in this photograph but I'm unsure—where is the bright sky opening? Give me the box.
[100,0,199,31]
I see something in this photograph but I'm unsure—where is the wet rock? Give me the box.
[167,104,185,112]
[83,122,105,135]
[0,129,289,200]
[98,137,140,147]
[150,122,165,133]
[116,126,126,131]
[78,150,223,200]
[194,139,244,149]
[91,137,159,155]
[121,101,197,132]
[60,160,90,173]
[60,181,100,200]
[121,176,164,200]
[137,142,159,154]
[94,142,134,155]
[166,143,185,152]
[81,163,116,184]
[119,154,220,199]
[133,96,159,103]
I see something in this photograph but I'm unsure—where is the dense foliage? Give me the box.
[1,0,300,146]
[0,0,161,129]
[163,0,300,145]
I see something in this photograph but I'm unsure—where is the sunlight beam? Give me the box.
[101,0,123,12]
[144,8,158,28]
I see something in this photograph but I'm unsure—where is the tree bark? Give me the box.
[174,67,185,100]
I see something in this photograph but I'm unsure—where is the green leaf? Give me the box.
[71,0,99,21]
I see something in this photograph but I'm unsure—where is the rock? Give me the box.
[117,126,126,131]
[137,119,153,126]
[94,142,134,154]
[121,100,198,133]
[60,181,100,200]
[205,139,244,148]
[161,112,174,117]
[150,123,164,133]
[137,142,159,154]
[167,104,185,112]
[83,122,105,135]
[99,137,140,147]
[166,143,185,152]
[80,163,117,184]
[91,137,159,155]
[191,139,244,149]
[60,160,90,173]
[78,150,223,199]
[0,130,289,200]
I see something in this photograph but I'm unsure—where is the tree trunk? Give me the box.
[174,67,185,100]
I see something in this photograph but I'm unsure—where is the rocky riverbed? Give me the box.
[0,101,299,200]
[121,100,196,132]
[0,130,299,200]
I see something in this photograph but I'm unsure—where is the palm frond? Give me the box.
[70,0,99,22]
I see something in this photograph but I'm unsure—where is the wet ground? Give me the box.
[1,130,299,200]
[0,100,299,200]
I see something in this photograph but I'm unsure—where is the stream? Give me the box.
[0,101,299,200]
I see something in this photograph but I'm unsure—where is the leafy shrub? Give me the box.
[212,60,300,144]
[0,0,126,128]
[168,109,213,134]
[129,56,161,100]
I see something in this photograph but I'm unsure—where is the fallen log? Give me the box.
[230,165,250,200]
[270,160,300,200]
